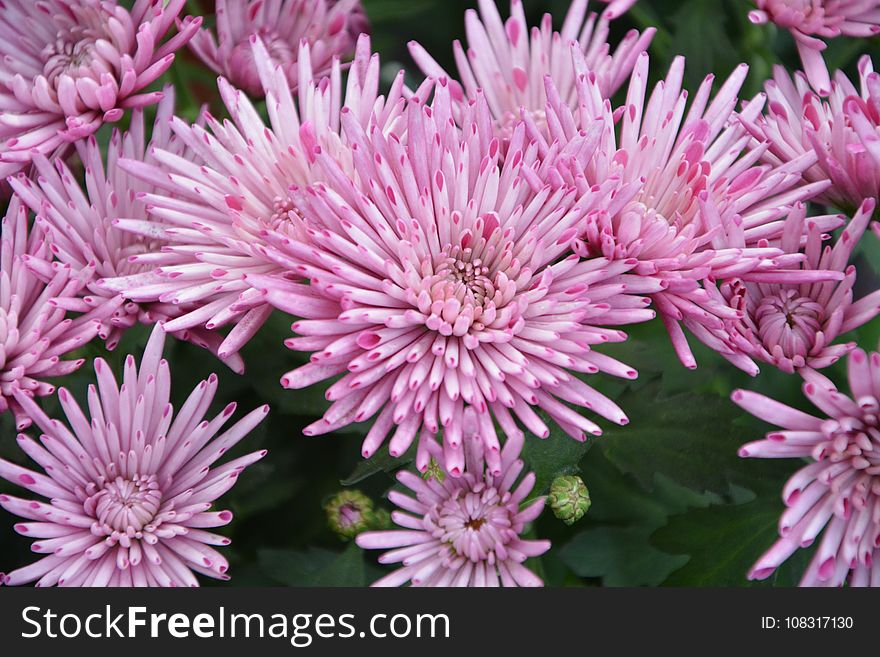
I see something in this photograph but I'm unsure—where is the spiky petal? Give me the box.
[543,52,833,373]
[721,199,880,374]
[745,56,880,212]
[9,90,246,372]
[107,36,408,363]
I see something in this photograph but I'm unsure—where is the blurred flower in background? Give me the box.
[0,0,200,176]
[748,0,880,94]
[408,0,654,136]
[187,0,368,97]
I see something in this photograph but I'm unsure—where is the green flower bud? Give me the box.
[422,457,446,483]
[548,475,591,525]
[325,490,375,540]
[370,507,392,531]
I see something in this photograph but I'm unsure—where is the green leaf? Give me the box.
[560,526,689,586]
[310,543,367,587]
[341,444,416,486]
[258,547,337,586]
[599,380,789,496]
[521,428,591,501]
[651,487,790,587]
[556,448,717,586]
[258,543,369,587]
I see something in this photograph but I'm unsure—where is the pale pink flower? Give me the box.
[748,0,880,95]
[0,196,108,430]
[9,91,245,372]
[0,0,201,176]
[542,52,833,373]
[250,80,654,475]
[357,414,549,587]
[732,347,880,586]
[106,36,408,364]
[407,0,654,136]
[745,56,880,211]
[0,324,269,587]
[187,0,367,98]
[721,199,880,374]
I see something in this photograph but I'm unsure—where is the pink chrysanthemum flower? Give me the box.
[720,199,880,374]
[356,413,549,587]
[251,81,654,474]
[107,35,409,363]
[0,196,108,430]
[0,324,269,587]
[9,91,246,372]
[732,347,880,586]
[0,0,201,176]
[745,56,880,212]
[748,0,880,95]
[844,59,880,208]
[408,0,654,136]
[542,52,834,373]
[187,0,366,98]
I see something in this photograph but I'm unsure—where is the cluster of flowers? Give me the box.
[0,0,879,587]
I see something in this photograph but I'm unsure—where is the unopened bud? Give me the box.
[548,475,591,525]
[325,490,375,540]
[371,507,392,530]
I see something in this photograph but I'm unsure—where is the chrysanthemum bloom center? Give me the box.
[817,410,880,476]
[267,196,301,229]
[442,247,495,304]
[409,229,524,341]
[499,109,548,147]
[40,8,114,87]
[428,485,516,563]
[84,474,163,537]
[755,289,824,358]
[337,502,363,529]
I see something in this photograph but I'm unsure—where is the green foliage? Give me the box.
[555,448,716,586]
[651,489,783,587]
[600,380,793,496]
[258,544,378,587]
[341,444,416,486]
[521,428,592,502]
